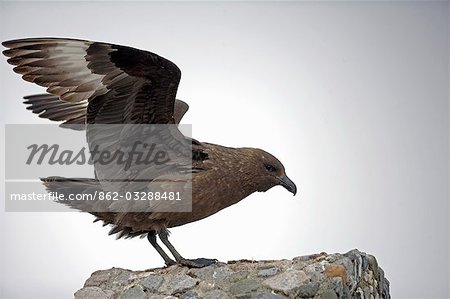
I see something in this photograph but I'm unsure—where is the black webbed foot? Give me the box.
[178,258,218,268]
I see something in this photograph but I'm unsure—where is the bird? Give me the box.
[2,37,297,268]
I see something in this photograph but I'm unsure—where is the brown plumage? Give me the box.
[2,37,297,267]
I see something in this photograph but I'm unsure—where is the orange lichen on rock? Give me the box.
[325,264,347,286]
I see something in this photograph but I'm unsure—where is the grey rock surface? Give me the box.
[75,249,390,299]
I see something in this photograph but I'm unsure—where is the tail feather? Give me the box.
[41,176,147,239]
[41,176,103,211]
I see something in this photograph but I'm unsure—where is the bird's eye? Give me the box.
[264,163,277,172]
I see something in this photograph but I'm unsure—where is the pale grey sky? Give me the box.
[0,1,448,299]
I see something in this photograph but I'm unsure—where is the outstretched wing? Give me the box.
[3,37,193,158]
[2,37,181,125]
[4,36,197,171]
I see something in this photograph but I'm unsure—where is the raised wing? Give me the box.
[4,37,197,177]
[2,37,181,125]
[3,37,193,156]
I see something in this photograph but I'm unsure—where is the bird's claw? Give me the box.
[178,258,218,268]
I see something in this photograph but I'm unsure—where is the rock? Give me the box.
[121,285,146,299]
[203,289,231,299]
[180,290,199,299]
[262,270,309,297]
[140,275,164,292]
[257,267,278,277]
[74,286,112,299]
[163,274,199,295]
[74,249,391,299]
[251,290,286,298]
[297,282,320,297]
[316,289,339,299]
[229,278,260,297]
[324,265,347,286]
[84,268,131,287]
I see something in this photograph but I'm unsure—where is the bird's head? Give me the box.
[244,148,297,196]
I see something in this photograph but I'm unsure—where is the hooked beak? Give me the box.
[279,174,297,196]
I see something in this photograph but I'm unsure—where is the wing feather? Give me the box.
[3,37,196,164]
[3,37,184,125]
[23,94,87,125]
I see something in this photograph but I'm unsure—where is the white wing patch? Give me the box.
[3,39,110,103]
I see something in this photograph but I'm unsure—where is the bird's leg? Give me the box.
[158,229,217,268]
[147,231,176,267]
